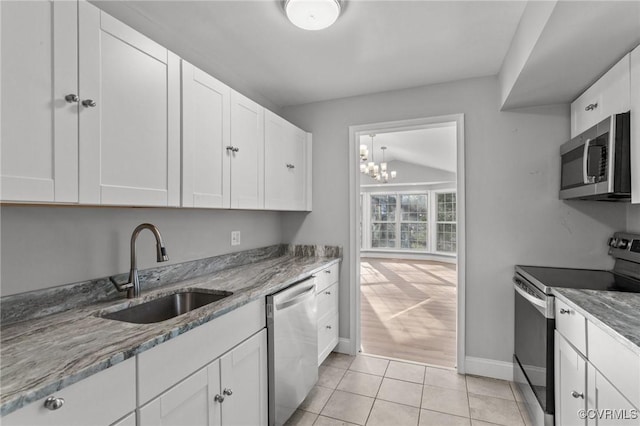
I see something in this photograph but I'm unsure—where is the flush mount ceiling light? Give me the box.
[285,0,341,31]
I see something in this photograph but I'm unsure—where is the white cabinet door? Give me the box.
[220,329,268,426]
[139,360,222,426]
[230,90,264,209]
[78,2,180,206]
[0,0,78,203]
[264,111,308,211]
[555,331,587,426]
[631,45,640,204]
[181,60,231,208]
[571,55,631,137]
[587,365,639,426]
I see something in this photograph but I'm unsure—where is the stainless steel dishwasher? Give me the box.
[267,275,318,426]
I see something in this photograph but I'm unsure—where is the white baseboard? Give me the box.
[465,356,514,381]
[335,338,354,355]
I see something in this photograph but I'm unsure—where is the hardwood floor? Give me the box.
[360,258,457,368]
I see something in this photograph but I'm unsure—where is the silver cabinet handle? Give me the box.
[65,94,78,103]
[232,147,239,153]
[585,103,598,111]
[325,291,331,295]
[571,390,584,399]
[326,325,332,329]
[226,146,234,152]
[286,164,295,169]
[324,270,331,274]
[82,99,96,107]
[559,308,571,314]
[44,396,65,410]
[225,146,239,153]
[214,394,225,403]
[223,388,233,396]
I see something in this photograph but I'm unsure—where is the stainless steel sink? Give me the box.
[101,290,232,324]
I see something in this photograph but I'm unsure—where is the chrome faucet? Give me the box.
[111,223,169,298]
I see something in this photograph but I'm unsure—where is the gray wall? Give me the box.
[0,206,282,296]
[280,75,628,364]
[629,205,640,232]
[361,160,456,186]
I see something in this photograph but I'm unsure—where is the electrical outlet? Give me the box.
[231,231,241,246]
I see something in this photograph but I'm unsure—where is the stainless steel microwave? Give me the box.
[559,112,631,201]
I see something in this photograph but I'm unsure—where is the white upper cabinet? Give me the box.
[181,60,231,208]
[571,54,631,138]
[631,44,640,204]
[1,0,79,203]
[264,111,311,211]
[230,91,265,209]
[78,2,180,206]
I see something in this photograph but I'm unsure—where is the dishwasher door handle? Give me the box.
[275,285,316,311]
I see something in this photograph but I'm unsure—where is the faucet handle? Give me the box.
[109,276,134,292]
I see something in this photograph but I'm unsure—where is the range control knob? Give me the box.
[608,237,618,248]
[617,239,630,250]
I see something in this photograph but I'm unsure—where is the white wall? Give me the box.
[361,160,456,186]
[280,75,627,365]
[0,206,282,296]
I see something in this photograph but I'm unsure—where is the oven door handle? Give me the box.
[513,278,546,315]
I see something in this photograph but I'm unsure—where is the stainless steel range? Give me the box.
[513,232,640,426]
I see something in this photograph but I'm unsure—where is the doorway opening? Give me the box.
[348,115,465,372]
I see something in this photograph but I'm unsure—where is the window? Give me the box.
[436,192,456,253]
[370,194,396,248]
[400,194,428,249]
[361,190,457,255]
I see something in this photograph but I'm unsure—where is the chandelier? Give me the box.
[360,134,397,183]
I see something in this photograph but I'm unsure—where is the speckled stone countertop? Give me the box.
[0,253,340,416]
[552,288,640,355]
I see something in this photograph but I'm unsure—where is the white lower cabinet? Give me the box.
[555,303,640,426]
[139,329,267,426]
[316,263,340,365]
[2,358,136,426]
[555,331,587,426]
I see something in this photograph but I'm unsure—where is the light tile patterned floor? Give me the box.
[285,353,533,426]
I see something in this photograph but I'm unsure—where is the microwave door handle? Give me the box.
[582,138,591,184]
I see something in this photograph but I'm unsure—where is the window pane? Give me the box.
[400,223,427,249]
[436,223,457,252]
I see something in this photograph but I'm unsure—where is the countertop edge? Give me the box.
[551,289,640,356]
[0,257,341,416]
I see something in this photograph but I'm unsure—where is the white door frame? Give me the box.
[348,114,466,373]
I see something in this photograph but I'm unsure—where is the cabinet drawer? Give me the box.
[317,282,338,319]
[316,263,339,292]
[588,321,640,408]
[138,299,265,404]
[555,299,586,355]
[3,358,135,426]
[318,313,339,366]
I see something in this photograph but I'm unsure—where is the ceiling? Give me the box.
[359,124,457,172]
[92,0,527,108]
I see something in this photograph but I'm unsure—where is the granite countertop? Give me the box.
[0,253,340,416]
[552,288,640,355]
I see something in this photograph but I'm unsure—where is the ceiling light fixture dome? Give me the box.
[285,0,341,31]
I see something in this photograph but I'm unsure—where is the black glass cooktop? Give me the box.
[515,265,640,295]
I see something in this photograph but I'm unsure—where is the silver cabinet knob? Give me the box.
[326,325,332,329]
[223,388,233,396]
[226,146,234,152]
[559,308,570,314]
[226,146,239,153]
[324,270,331,274]
[214,394,225,403]
[571,390,584,399]
[585,103,598,111]
[82,99,96,107]
[325,291,331,295]
[65,94,79,103]
[232,147,239,153]
[286,163,295,169]
[44,396,65,410]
